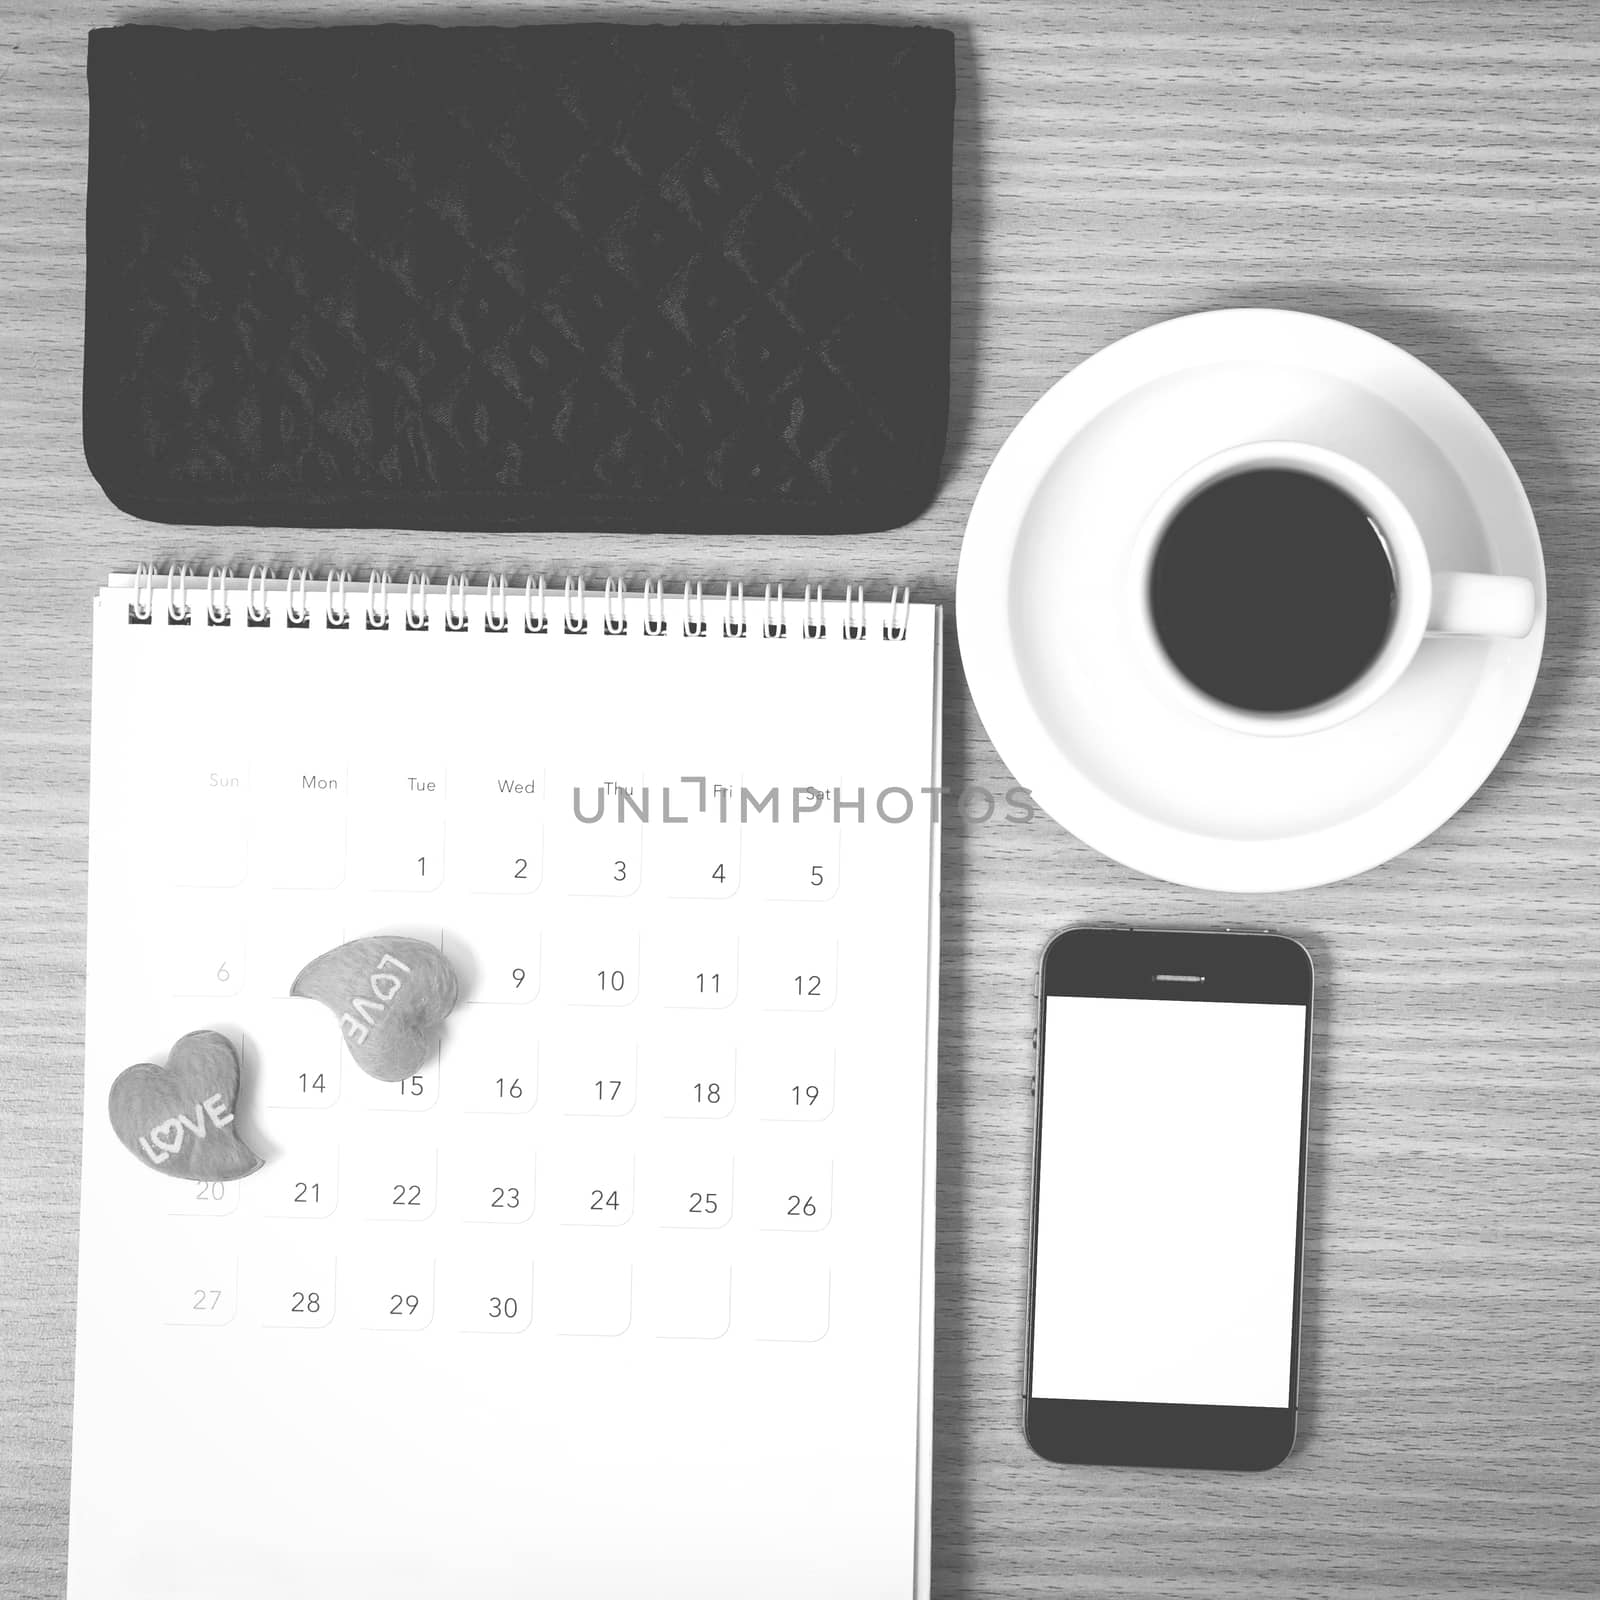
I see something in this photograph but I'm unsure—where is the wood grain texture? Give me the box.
[2,2,1597,1595]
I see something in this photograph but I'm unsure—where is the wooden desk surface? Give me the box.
[3,3,1597,1594]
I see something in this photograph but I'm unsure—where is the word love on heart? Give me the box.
[108,1030,263,1182]
[291,935,459,1082]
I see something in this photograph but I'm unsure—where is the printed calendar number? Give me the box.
[485,957,538,1003]
[454,767,544,895]
[263,1150,338,1218]
[757,1048,835,1121]
[353,1055,439,1112]
[652,775,741,899]
[258,998,342,1108]
[442,1007,538,1115]
[650,1044,737,1119]
[167,1177,240,1217]
[451,1260,533,1334]
[353,1259,435,1331]
[361,1152,437,1220]
[259,1259,337,1328]
[652,1155,733,1229]
[160,1259,237,1326]
[754,824,841,902]
[761,1163,833,1232]
[352,817,445,893]
[760,941,838,1011]
[657,932,738,1010]
[555,792,643,898]
[655,838,741,901]
[559,1043,636,1116]
[153,915,246,998]
[444,924,540,1005]
[456,827,543,895]
[450,1148,535,1223]
[557,1157,634,1226]
[561,934,639,1007]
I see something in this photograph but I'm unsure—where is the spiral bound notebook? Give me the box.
[72,568,943,1600]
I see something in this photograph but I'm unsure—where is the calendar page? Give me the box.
[71,575,942,1600]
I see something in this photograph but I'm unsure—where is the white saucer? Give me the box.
[956,309,1547,892]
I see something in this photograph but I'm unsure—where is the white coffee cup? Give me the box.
[1128,440,1538,737]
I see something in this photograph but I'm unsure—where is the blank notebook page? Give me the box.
[71,575,942,1600]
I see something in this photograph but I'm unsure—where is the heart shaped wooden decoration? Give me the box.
[291,935,459,1082]
[109,1030,263,1182]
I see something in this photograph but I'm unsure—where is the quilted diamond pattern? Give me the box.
[84,23,954,532]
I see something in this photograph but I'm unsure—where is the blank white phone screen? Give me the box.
[1031,995,1306,1409]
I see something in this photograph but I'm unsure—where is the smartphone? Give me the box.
[1024,926,1313,1471]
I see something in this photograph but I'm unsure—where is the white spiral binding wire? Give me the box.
[804,583,826,639]
[485,574,508,633]
[644,579,668,637]
[286,568,311,627]
[366,571,391,630]
[246,565,273,626]
[844,584,866,640]
[129,562,156,623]
[886,586,912,640]
[127,570,915,639]
[166,563,192,625]
[205,566,231,625]
[603,578,627,636]
[405,572,430,631]
[563,576,586,635]
[684,581,706,637]
[524,576,548,634]
[326,569,351,629]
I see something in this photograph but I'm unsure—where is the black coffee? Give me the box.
[1149,468,1397,714]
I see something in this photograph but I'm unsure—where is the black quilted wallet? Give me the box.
[84,23,954,533]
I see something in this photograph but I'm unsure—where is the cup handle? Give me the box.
[1427,571,1537,639]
